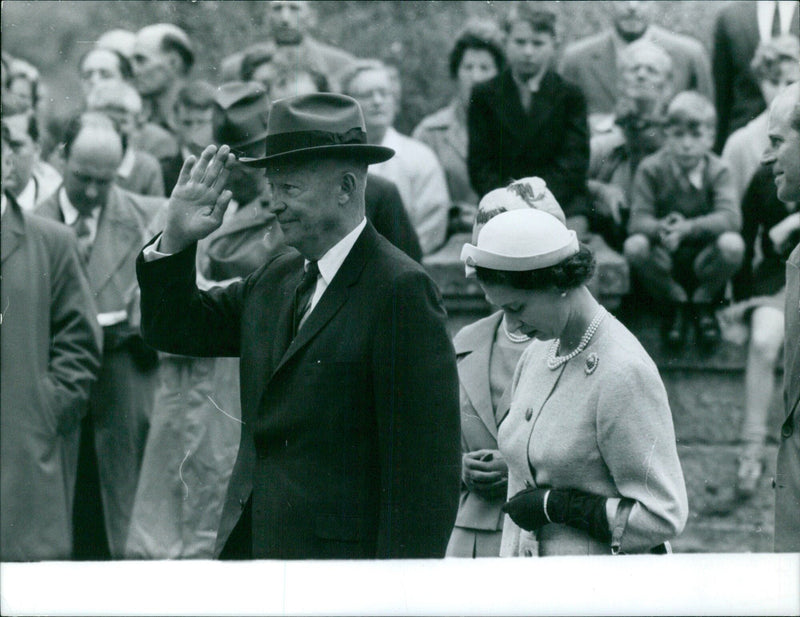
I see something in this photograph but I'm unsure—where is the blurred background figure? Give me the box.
[624,92,743,352]
[79,47,133,99]
[561,0,712,136]
[1,116,102,562]
[413,20,505,237]
[721,35,800,203]
[86,80,166,197]
[220,0,356,90]
[131,23,194,135]
[159,80,217,194]
[588,40,673,251]
[468,4,591,238]
[2,99,62,210]
[343,60,450,255]
[36,113,165,559]
[95,28,137,60]
[712,0,799,151]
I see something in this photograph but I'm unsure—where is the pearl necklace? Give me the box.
[546,306,606,370]
[503,319,531,344]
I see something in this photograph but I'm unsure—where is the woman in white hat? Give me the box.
[461,208,688,556]
[448,177,566,558]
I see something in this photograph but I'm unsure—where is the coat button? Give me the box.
[239,498,246,509]
[525,408,533,421]
[781,422,794,438]
[772,477,777,489]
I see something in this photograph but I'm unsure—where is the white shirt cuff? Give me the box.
[142,234,174,261]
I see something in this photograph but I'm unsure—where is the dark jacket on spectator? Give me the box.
[467,69,590,219]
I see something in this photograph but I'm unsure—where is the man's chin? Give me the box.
[273,29,303,46]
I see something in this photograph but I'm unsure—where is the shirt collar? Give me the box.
[309,217,367,286]
[670,155,706,190]
[512,65,548,94]
[1,192,7,217]
[15,176,37,211]
[58,187,100,225]
[117,148,136,179]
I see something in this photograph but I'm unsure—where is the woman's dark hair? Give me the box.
[79,47,133,81]
[475,244,595,291]
[448,31,505,80]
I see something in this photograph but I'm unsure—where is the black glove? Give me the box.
[503,487,611,543]
[501,487,549,531]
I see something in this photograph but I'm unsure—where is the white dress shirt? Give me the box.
[58,188,101,245]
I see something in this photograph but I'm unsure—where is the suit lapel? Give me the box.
[1,198,25,264]
[86,188,142,294]
[270,223,376,378]
[455,313,502,439]
[495,71,529,137]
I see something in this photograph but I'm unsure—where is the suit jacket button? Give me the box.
[525,408,533,421]
[239,498,246,509]
[781,422,794,438]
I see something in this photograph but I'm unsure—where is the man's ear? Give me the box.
[338,171,357,205]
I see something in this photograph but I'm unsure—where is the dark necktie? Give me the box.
[293,261,319,335]
[72,214,93,264]
[772,1,782,36]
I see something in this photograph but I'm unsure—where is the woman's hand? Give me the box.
[462,449,508,499]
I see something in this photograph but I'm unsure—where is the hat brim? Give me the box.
[239,144,395,167]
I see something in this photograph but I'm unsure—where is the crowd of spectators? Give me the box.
[1,0,798,561]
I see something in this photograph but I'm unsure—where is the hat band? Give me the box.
[460,234,580,272]
[263,127,367,157]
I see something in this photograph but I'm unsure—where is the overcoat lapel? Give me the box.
[86,188,141,294]
[455,313,502,439]
[270,223,375,378]
[1,200,25,264]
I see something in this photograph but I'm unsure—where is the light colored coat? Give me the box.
[36,186,165,557]
[450,313,515,541]
[370,127,451,255]
[412,101,478,209]
[499,314,688,556]
[1,199,102,560]
[560,26,713,117]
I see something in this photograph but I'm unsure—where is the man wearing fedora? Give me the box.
[126,82,279,559]
[136,93,460,559]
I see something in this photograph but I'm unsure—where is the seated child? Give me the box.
[624,91,744,350]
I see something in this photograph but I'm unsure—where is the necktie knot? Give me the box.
[72,214,93,263]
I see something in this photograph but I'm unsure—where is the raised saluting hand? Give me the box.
[160,145,237,254]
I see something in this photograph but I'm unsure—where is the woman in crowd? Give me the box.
[461,208,688,556]
[412,20,505,235]
[448,177,566,558]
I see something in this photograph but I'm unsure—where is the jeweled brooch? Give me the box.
[585,352,599,375]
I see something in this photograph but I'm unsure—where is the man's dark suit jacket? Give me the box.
[712,0,800,151]
[467,69,590,218]
[136,223,460,559]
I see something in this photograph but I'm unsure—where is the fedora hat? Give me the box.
[461,208,579,272]
[213,81,270,158]
[239,92,394,167]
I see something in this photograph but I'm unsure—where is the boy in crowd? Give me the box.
[624,91,744,351]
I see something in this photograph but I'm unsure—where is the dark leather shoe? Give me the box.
[661,303,688,350]
[695,303,721,351]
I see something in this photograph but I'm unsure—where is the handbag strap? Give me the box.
[610,497,635,555]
